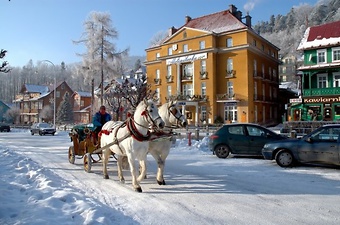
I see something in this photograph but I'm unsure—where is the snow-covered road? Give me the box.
[1,130,340,225]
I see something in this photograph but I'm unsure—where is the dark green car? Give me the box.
[209,123,287,158]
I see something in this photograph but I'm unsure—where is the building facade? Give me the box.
[14,81,74,124]
[72,91,92,124]
[145,5,281,126]
[291,20,340,121]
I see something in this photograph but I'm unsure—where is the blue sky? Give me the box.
[1,0,319,67]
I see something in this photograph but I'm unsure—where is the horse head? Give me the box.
[138,98,165,130]
[166,101,187,128]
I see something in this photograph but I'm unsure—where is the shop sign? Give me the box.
[289,98,303,103]
[166,53,207,65]
[304,96,340,103]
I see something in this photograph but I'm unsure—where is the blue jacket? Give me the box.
[92,112,112,129]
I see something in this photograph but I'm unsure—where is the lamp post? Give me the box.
[41,60,56,128]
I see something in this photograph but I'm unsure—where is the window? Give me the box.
[156,52,160,59]
[80,100,84,107]
[273,69,277,78]
[227,81,234,97]
[183,63,193,77]
[199,40,205,50]
[261,44,264,51]
[227,58,233,72]
[335,105,340,116]
[246,126,265,137]
[254,105,258,123]
[200,60,206,73]
[167,65,172,76]
[201,82,206,96]
[201,106,207,121]
[332,47,340,62]
[226,38,233,47]
[225,105,237,122]
[262,84,265,101]
[156,69,160,79]
[334,73,340,87]
[56,91,60,98]
[317,74,328,88]
[317,49,326,63]
[183,84,193,96]
[268,67,272,79]
[156,88,160,102]
[229,125,244,135]
[167,86,171,97]
[262,64,265,77]
[253,60,257,76]
[253,39,257,46]
[254,81,257,100]
[168,47,172,56]
[183,44,188,52]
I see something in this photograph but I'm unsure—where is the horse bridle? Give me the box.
[168,104,185,128]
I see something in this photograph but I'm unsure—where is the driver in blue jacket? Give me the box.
[92,105,112,136]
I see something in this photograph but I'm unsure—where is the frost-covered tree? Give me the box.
[73,11,129,105]
[56,93,73,124]
[40,105,53,123]
[148,30,168,47]
[4,107,20,124]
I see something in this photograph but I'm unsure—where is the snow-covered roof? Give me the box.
[297,21,340,50]
[23,84,50,94]
[76,91,91,97]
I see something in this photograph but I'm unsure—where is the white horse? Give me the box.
[100,98,165,192]
[145,101,187,185]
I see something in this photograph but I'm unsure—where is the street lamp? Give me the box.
[41,60,56,128]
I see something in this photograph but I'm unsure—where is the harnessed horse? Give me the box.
[144,101,187,185]
[100,98,165,192]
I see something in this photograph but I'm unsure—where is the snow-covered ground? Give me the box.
[1,129,340,225]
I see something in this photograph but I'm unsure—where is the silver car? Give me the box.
[262,124,340,167]
[30,123,56,136]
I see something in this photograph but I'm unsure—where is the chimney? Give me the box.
[235,10,242,21]
[229,4,237,14]
[245,13,252,27]
[185,15,191,23]
[168,26,177,36]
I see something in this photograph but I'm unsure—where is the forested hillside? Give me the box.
[254,0,340,57]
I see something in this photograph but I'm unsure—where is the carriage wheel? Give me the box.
[84,153,92,173]
[68,146,75,164]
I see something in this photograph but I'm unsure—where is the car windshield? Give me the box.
[308,127,340,141]
[39,123,51,128]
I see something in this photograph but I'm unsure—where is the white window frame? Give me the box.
[183,63,193,77]
[227,81,234,98]
[227,38,233,47]
[317,49,326,64]
[156,69,160,79]
[332,47,340,62]
[168,47,172,56]
[156,52,160,59]
[201,82,206,96]
[254,81,257,100]
[262,64,265,77]
[227,58,233,72]
[167,65,172,76]
[333,72,340,87]
[183,44,188,52]
[156,88,160,103]
[224,106,237,122]
[199,40,205,50]
[200,60,206,73]
[167,85,171,97]
[317,73,328,88]
[183,84,193,96]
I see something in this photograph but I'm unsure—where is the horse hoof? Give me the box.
[157,180,166,185]
[135,187,143,193]
[104,175,109,179]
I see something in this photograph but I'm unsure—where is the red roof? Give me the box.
[308,21,340,41]
[181,10,247,34]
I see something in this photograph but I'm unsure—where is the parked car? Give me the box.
[209,123,287,158]
[262,124,340,167]
[0,122,10,132]
[30,123,56,136]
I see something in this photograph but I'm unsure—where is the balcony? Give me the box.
[165,94,208,102]
[154,78,161,85]
[226,70,236,78]
[303,87,340,97]
[165,75,174,83]
[216,93,236,101]
[200,71,208,79]
[181,74,193,81]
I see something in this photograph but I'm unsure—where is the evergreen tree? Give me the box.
[56,93,74,124]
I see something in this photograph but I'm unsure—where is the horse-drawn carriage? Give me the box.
[68,123,116,172]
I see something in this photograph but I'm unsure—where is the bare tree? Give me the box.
[148,30,168,47]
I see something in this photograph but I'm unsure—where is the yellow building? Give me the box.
[145,5,281,126]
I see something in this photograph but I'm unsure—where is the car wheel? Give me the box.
[31,132,34,135]
[39,131,42,136]
[275,149,295,167]
[214,144,230,158]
